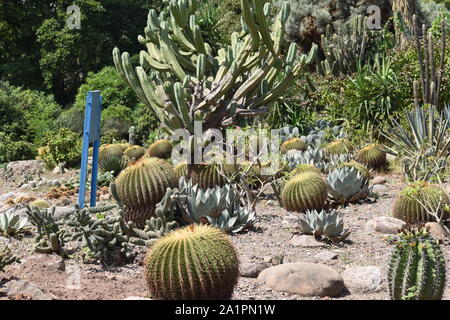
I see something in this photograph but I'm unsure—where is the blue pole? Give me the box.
[78,92,93,208]
[89,96,102,207]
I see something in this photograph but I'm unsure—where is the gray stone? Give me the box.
[372,176,387,185]
[365,216,406,234]
[314,250,338,261]
[19,184,30,189]
[53,207,75,220]
[52,180,61,187]
[257,263,344,297]
[372,184,389,195]
[425,222,447,241]
[240,262,270,278]
[5,280,57,300]
[0,192,15,201]
[289,235,328,248]
[341,266,382,294]
[29,181,37,188]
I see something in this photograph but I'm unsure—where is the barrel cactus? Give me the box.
[281,138,306,154]
[147,139,173,159]
[144,224,239,300]
[356,144,387,170]
[289,164,321,176]
[124,145,145,161]
[388,227,446,300]
[281,172,328,212]
[115,158,177,228]
[99,144,127,176]
[191,163,232,189]
[324,139,353,155]
[174,161,188,180]
[393,181,450,224]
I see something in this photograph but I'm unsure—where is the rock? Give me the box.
[240,262,270,278]
[0,192,15,201]
[365,216,406,234]
[29,181,37,188]
[5,280,57,300]
[372,184,389,195]
[289,235,328,248]
[19,184,30,190]
[99,193,111,201]
[123,296,152,300]
[56,197,72,207]
[53,206,75,220]
[257,263,344,297]
[263,256,272,264]
[372,176,387,185]
[314,251,338,261]
[341,266,382,294]
[52,180,61,187]
[425,222,447,241]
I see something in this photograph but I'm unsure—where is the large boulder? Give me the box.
[341,266,382,294]
[5,280,57,300]
[365,216,406,234]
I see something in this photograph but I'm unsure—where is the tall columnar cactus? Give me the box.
[393,181,450,224]
[281,172,328,212]
[115,158,177,228]
[356,144,387,170]
[388,227,446,300]
[280,138,306,154]
[144,224,239,300]
[112,0,318,136]
[124,145,145,161]
[99,144,127,175]
[128,126,136,145]
[147,139,173,159]
[324,139,353,155]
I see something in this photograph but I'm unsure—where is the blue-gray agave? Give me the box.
[0,211,28,237]
[285,147,325,170]
[298,209,350,243]
[208,206,256,234]
[327,166,370,204]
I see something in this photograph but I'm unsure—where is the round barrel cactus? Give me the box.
[281,172,328,212]
[147,139,173,159]
[116,143,131,151]
[144,224,239,300]
[115,157,177,228]
[174,161,188,181]
[356,144,387,169]
[191,163,232,189]
[324,139,353,155]
[281,138,306,154]
[123,145,145,161]
[393,181,450,224]
[289,164,321,176]
[337,161,371,181]
[99,144,127,175]
[388,228,446,300]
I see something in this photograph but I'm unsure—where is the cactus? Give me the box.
[0,244,19,272]
[324,139,353,155]
[99,144,127,176]
[327,167,370,204]
[123,145,145,161]
[147,139,173,159]
[174,161,188,180]
[356,144,387,170]
[281,137,306,154]
[289,164,321,176]
[128,126,136,145]
[30,199,50,209]
[387,227,446,300]
[115,158,177,228]
[191,163,232,189]
[112,0,318,137]
[144,224,239,300]
[393,181,450,224]
[0,211,28,237]
[281,172,328,212]
[337,161,371,181]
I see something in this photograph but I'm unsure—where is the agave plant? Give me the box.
[0,211,28,237]
[327,167,370,204]
[382,106,450,182]
[284,147,325,170]
[209,206,256,234]
[297,209,350,243]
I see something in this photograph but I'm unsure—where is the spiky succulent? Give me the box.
[210,206,256,234]
[281,137,306,154]
[324,139,353,155]
[388,227,446,300]
[284,147,325,171]
[0,244,19,272]
[174,161,188,180]
[337,161,371,181]
[393,181,450,224]
[26,206,65,253]
[114,158,177,228]
[297,209,350,243]
[123,145,145,161]
[356,144,387,170]
[144,224,239,300]
[327,166,370,204]
[0,211,28,237]
[99,144,127,176]
[281,172,328,212]
[147,139,173,159]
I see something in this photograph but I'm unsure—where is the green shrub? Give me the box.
[0,133,36,164]
[40,128,82,169]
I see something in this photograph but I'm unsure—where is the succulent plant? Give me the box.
[393,181,450,224]
[285,147,325,171]
[123,145,145,161]
[209,206,256,234]
[356,144,387,170]
[147,139,173,159]
[30,199,50,209]
[388,227,446,300]
[327,166,370,204]
[190,163,232,189]
[324,139,353,155]
[281,138,306,154]
[0,211,28,237]
[289,164,321,176]
[337,161,371,181]
[26,206,65,253]
[144,224,239,300]
[174,161,188,180]
[297,209,351,243]
[114,158,177,229]
[281,172,328,212]
[99,144,127,176]
[0,244,19,272]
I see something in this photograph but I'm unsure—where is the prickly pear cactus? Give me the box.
[393,182,450,224]
[115,158,177,228]
[388,227,446,300]
[147,139,173,159]
[324,139,353,155]
[281,138,306,154]
[356,144,387,170]
[124,145,145,161]
[144,224,239,300]
[281,172,328,212]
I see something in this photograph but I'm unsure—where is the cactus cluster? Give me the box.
[388,227,446,300]
[144,224,239,300]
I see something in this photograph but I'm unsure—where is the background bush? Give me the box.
[40,128,82,169]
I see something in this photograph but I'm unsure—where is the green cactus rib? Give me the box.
[393,182,450,224]
[388,228,446,300]
[147,139,173,159]
[115,158,177,229]
[356,144,387,170]
[289,164,321,176]
[281,172,328,212]
[144,224,239,300]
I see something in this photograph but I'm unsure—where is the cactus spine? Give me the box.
[144,224,239,300]
[388,228,446,300]
[324,139,353,155]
